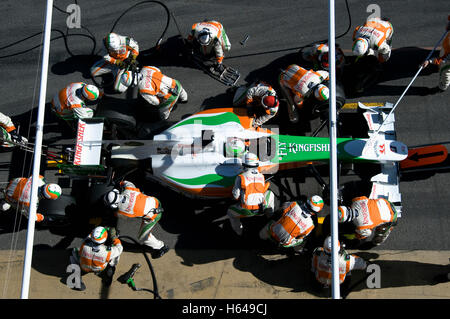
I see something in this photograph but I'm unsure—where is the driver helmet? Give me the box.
[103,189,121,209]
[225,137,246,158]
[314,84,329,101]
[41,183,62,200]
[105,33,121,52]
[243,152,259,168]
[323,236,340,255]
[307,195,324,213]
[82,84,100,101]
[90,226,108,245]
[352,37,369,57]
[261,94,279,110]
[198,28,212,45]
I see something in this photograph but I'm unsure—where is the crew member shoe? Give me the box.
[151,245,169,259]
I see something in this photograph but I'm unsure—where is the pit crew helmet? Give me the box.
[323,236,340,255]
[82,84,100,101]
[338,206,349,223]
[261,94,279,109]
[352,37,369,57]
[41,183,62,200]
[307,195,324,213]
[104,189,121,209]
[243,152,259,168]
[314,84,329,101]
[105,33,121,52]
[198,28,212,46]
[90,226,108,245]
[225,137,246,158]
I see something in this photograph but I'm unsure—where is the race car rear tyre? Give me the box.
[37,194,77,227]
[95,101,137,129]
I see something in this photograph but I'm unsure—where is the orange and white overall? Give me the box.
[311,248,367,287]
[301,43,346,72]
[430,32,450,91]
[138,66,188,120]
[114,181,165,250]
[353,17,394,62]
[227,168,275,235]
[51,82,94,120]
[3,175,45,221]
[279,64,329,108]
[90,35,139,92]
[259,201,315,248]
[350,196,397,243]
[0,112,16,147]
[187,20,231,64]
[79,238,123,273]
[232,81,279,127]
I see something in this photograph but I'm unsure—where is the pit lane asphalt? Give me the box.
[0,0,449,298]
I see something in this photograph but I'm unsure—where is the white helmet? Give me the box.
[90,226,108,245]
[198,28,212,45]
[352,37,369,57]
[307,195,324,213]
[314,84,329,102]
[103,189,120,209]
[82,84,100,101]
[338,205,358,223]
[243,152,259,168]
[105,33,121,52]
[323,236,340,254]
[225,137,246,158]
[41,183,62,200]
[120,71,135,88]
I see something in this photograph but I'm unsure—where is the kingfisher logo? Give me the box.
[74,122,86,165]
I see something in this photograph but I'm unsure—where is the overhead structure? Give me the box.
[328,0,340,299]
[21,0,53,299]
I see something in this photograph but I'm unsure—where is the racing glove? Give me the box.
[115,60,126,68]
[214,62,225,74]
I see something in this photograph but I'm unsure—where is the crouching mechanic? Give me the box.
[0,112,28,147]
[91,32,139,92]
[0,175,61,223]
[186,20,231,75]
[279,64,329,122]
[338,196,398,246]
[232,81,280,127]
[301,43,346,77]
[133,66,188,120]
[51,82,100,126]
[421,16,450,92]
[259,196,324,252]
[352,17,394,63]
[103,180,169,259]
[75,226,123,288]
[226,152,275,236]
[311,236,367,289]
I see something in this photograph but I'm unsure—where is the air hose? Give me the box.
[117,235,162,299]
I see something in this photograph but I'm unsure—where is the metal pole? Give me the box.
[328,0,340,299]
[20,0,53,299]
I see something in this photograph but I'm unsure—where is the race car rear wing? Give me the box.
[359,102,403,217]
[73,118,104,166]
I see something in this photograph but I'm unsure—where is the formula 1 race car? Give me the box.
[33,101,408,229]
